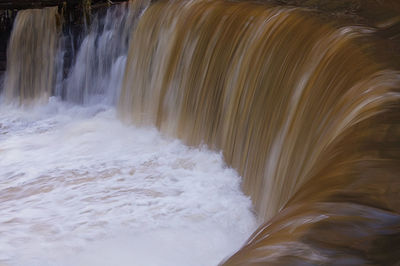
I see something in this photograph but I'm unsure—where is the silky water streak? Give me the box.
[119,1,400,264]
[61,0,149,104]
[1,0,399,264]
[0,1,256,265]
[2,7,60,103]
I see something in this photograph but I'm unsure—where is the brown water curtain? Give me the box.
[120,0,400,264]
[3,7,60,103]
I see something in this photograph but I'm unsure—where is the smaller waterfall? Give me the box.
[2,7,60,103]
[60,0,149,105]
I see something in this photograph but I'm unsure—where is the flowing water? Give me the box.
[1,0,400,265]
[0,100,255,265]
[0,3,256,265]
[60,0,148,104]
[2,7,60,103]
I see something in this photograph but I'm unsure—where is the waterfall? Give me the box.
[2,0,400,264]
[60,0,149,105]
[2,7,60,103]
[119,1,400,264]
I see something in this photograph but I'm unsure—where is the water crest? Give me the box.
[2,0,400,264]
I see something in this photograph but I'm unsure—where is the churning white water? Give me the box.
[0,99,256,265]
[0,2,257,264]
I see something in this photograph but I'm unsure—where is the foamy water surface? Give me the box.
[0,98,256,266]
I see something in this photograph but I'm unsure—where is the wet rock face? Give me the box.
[0,10,14,76]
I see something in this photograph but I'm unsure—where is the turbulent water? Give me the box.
[1,0,400,265]
[0,2,256,265]
[0,100,256,265]
[120,0,400,264]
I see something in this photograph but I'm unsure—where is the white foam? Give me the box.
[0,98,256,265]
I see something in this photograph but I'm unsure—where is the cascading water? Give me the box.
[1,0,400,265]
[59,0,149,105]
[119,0,400,264]
[121,0,400,218]
[2,7,60,103]
[0,1,256,265]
